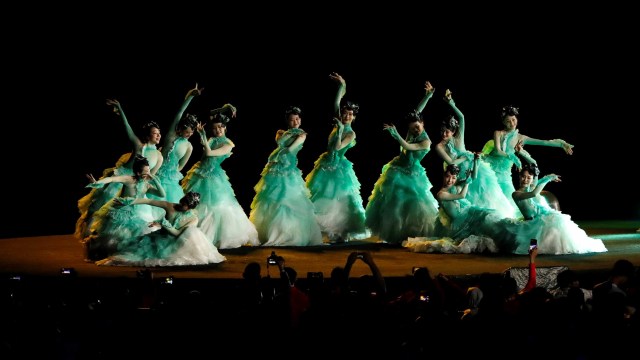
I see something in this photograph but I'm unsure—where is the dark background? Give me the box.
[3,7,638,238]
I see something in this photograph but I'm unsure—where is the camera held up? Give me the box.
[267,251,284,266]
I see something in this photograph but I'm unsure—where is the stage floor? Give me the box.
[1,221,638,283]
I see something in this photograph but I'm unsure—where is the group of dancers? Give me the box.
[74,75,607,267]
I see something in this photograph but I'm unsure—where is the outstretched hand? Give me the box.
[515,140,524,153]
[186,82,204,98]
[444,89,452,101]
[329,72,346,87]
[196,122,206,134]
[562,141,574,155]
[333,117,344,129]
[105,99,121,114]
[383,123,401,139]
[196,123,209,145]
[425,81,435,95]
[544,174,562,183]
[86,174,96,183]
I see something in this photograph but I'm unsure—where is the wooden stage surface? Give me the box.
[1,221,638,283]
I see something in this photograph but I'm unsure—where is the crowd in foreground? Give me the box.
[1,250,638,359]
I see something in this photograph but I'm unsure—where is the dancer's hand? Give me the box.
[444,89,452,102]
[425,81,435,95]
[384,123,401,140]
[185,82,203,98]
[515,140,524,153]
[106,99,121,114]
[329,72,346,87]
[561,140,574,155]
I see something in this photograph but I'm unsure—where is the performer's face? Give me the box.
[441,128,454,140]
[341,110,355,123]
[443,172,457,187]
[138,166,152,180]
[178,126,194,139]
[287,114,301,129]
[503,115,518,131]
[408,120,424,136]
[211,123,226,137]
[520,171,534,187]
[147,127,162,145]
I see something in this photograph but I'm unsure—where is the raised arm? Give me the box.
[415,81,435,114]
[344,251,387,296]
[329,72,346,118]
[445,89,465,141]
[162,83,203,155]
[106,99,144,151]
[520,247,538,294]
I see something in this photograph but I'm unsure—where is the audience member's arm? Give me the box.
[521,247,538,293]
[360,251,387,296]
[344,251,387,296]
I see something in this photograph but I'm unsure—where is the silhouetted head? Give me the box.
[611,259,635,279]
[243,262,262,281]
[556,269,579,288]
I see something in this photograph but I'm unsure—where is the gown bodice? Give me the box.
[266,128,305,172]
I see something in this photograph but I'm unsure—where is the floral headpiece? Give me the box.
[183,191,201,208]
[501,105,520,118]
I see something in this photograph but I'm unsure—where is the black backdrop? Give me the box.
[3,7,638,238]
